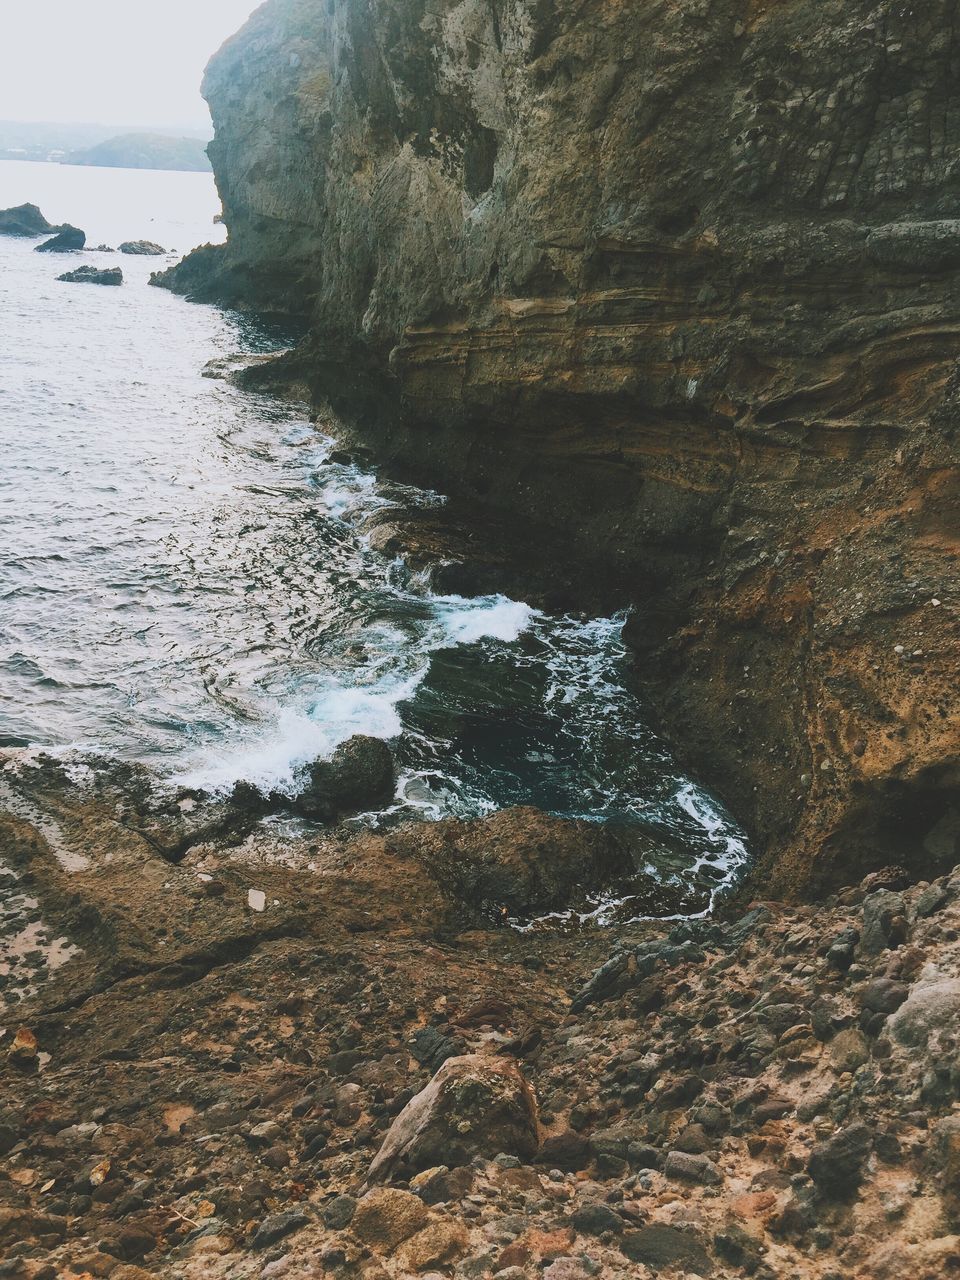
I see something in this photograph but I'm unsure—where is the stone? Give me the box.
[409,1164,474,1205]
[829,1028,870,1073]
[807,1123,872,1197]
[7,1027,38,1068]
[0,203,62,236]
[620,1225,714,1274]
[351,1188,428,1252]
[889,972,960,1048]
[396,1220,469,1271]
[296,735,396,820]
[543,1261,598,1280]
[366,1054,538,1184]
[664,1150,722,1185]
[35,225,85,252]
[58,266,123,286]
[119,240,167,255]
[915,883,949,917]
[323,1194,357,1230]
[571,1201,623,1236]
[248,888,267,912]
[861,978,910,1016]
[862,892,908,954]
[252,1211,309,1249]
[535,1131,591,1171]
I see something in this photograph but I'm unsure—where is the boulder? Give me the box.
[351,1188,428,1251]
[0,203,62,236]
[392,806,638,918]
[295,735,396,820]
[58,266,123,286]
[861,891,908,954]
[807,1123,872,1197]
[366,1054,539,1184]
[889,971,960,1048]
[119,240,167,255]
[620,1225,714,1275]
[35,225,85,252]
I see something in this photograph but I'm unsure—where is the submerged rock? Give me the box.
[0,203,63,237]
[366,1054,539,1184]
[295,734,396,820]
[57,266,123,286]
[119,240,166,256]
[36,225,85,253]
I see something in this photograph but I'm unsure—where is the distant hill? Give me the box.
[0,121,212,167]
[63,133,212,173]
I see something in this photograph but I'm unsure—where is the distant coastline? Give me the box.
[0,119,211,173]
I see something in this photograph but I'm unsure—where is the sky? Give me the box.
[0,1,262,131]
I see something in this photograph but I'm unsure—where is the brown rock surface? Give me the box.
[153,0,960,895]
[4,753,960,1278]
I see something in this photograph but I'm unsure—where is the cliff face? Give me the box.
[161,0,960,896]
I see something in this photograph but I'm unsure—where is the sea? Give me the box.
[0,159,749,919]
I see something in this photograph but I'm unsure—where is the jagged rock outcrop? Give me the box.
[158,0,960,896]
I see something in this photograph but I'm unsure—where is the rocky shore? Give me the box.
[4,750,960,1279]
[154,0,960,900]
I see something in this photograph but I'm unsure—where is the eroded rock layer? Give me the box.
[157,0,960,893]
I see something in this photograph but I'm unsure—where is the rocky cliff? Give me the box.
[158,0,960,896]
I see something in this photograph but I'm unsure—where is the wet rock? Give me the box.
[398,807,638,920]
[252,1210,309,1249]
[351,1187,428,1252]
[35,225,85,252]
[807,1123,872,1197]
[620,1224,713,1274]
[664,1150,722,1185]
[862,891,908,954]
[0,203,62,236]
[366,1054,538,1183]
[296,735,396,820]
[119,241,166,255]
[58,266,123,286]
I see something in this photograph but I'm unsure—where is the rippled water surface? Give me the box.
[0,161,749,914]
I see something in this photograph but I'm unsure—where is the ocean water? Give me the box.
[0,161,749,917]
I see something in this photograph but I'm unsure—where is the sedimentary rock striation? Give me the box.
[157,0,960,894]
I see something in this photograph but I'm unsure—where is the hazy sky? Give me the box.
[0,1,261,130]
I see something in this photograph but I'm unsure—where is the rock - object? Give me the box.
[58,266,123,286]
[119,240,166,255]
[36,226,85,253]
[295,735,395,821]
[366,1054,539,1184]
[0,203,63,236]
